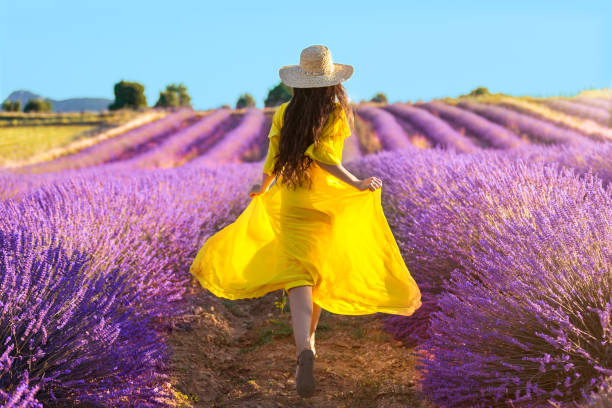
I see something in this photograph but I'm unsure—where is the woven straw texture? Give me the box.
[279,45,353,88]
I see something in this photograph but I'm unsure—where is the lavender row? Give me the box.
[574,96,612,112]
[421,101,524,149]
[0,230,171,407]
[1,163,259,320]
[118,108,232,169]
[369,141,612,347]
[189,107,266,166]
[496,140,612,187]
[541,98,611,126]
[418,165,612,406]
[495,98,610,143]
[458,100,591,147]
[340,123,365,163]
[385,103,480,153]
[350,146,612,406]
[19,109,195,174]
[0,164,259,406]
[239,114,274,163]
[354,105,413,151]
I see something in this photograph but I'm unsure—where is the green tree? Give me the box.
[264,82,292,107]
[370,92,388,104]
[23,99,52,113]
[1,100,21,112]
[108,80,147,110]
[236,93,256,109]
[154,83,192,108]
[469,86,490,96]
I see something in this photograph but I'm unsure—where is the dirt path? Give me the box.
[163,279,435,408]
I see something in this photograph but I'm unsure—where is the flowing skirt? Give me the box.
[189,162,421,316]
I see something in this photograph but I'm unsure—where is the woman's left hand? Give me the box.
[248,183,265,198]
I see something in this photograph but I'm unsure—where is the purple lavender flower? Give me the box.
[0,371,43,408]
[19,109,195,174]
[191,107,266,165]
[0,229,172,407]
[540,98,610,126]
[0,162,261,324]
[421,101,524,149]
[385,102,480,153]
[120,108,233,168]
[574,97,612,112]
[581,376,612,408]
[353,147,611,406]
[458,100,591,147]
[417,175,612,405]
[355,105,413,151]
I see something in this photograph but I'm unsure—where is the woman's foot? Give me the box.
[295,334,316,360]
[295,348,315,397]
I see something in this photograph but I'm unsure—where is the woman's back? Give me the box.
[262,101,352,177]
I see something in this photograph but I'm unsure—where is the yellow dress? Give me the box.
[189,101,421,316]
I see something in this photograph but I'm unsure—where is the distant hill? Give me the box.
[3,90,113,112]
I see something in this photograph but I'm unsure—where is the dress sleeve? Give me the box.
[262,105,283,175]
[304,104,351,165]
[333,105,352,142]
[304,136,341,165]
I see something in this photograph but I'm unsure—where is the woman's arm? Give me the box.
[248,172,277,197]
[315,161,382,191]
[260,172,277,191]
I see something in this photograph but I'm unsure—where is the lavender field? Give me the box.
[1,92,612,407]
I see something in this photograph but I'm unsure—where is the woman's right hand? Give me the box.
[355,177,383,191]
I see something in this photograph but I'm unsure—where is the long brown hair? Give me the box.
[269,83,354,190]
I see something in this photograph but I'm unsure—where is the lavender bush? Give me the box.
[574,97,612,112]
[19,109,195,174]
[497,141,612,188]
[350,146,612,406]
[355,105,413,151]
[541,98,610,126]
[390,112,431,145]
[1,371,43,408]
[351,144,612,347]
[0,170,49,201]
[123,108,232,168]
[0,229,172,407]
[495,98,611,143]
[421,101,524,149]
[0,162,259,323]
[239,114,273,163]
[191,107,266,165]
[581,377,612,408]
[385,103,480,153]
[458,100,592,147]
[417,167,612,406]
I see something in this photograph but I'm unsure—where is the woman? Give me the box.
[189,45,421,398]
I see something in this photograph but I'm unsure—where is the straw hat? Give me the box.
[279,45,353,88]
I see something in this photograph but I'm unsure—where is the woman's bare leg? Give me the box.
[288,285,314,358]
[309,302,322,354]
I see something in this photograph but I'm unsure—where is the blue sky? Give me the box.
[0,0,610,110]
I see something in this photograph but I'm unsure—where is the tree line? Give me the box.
[2,80,390,113]
[2,99,53,113]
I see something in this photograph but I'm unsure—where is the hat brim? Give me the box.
[279,63,353,88]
